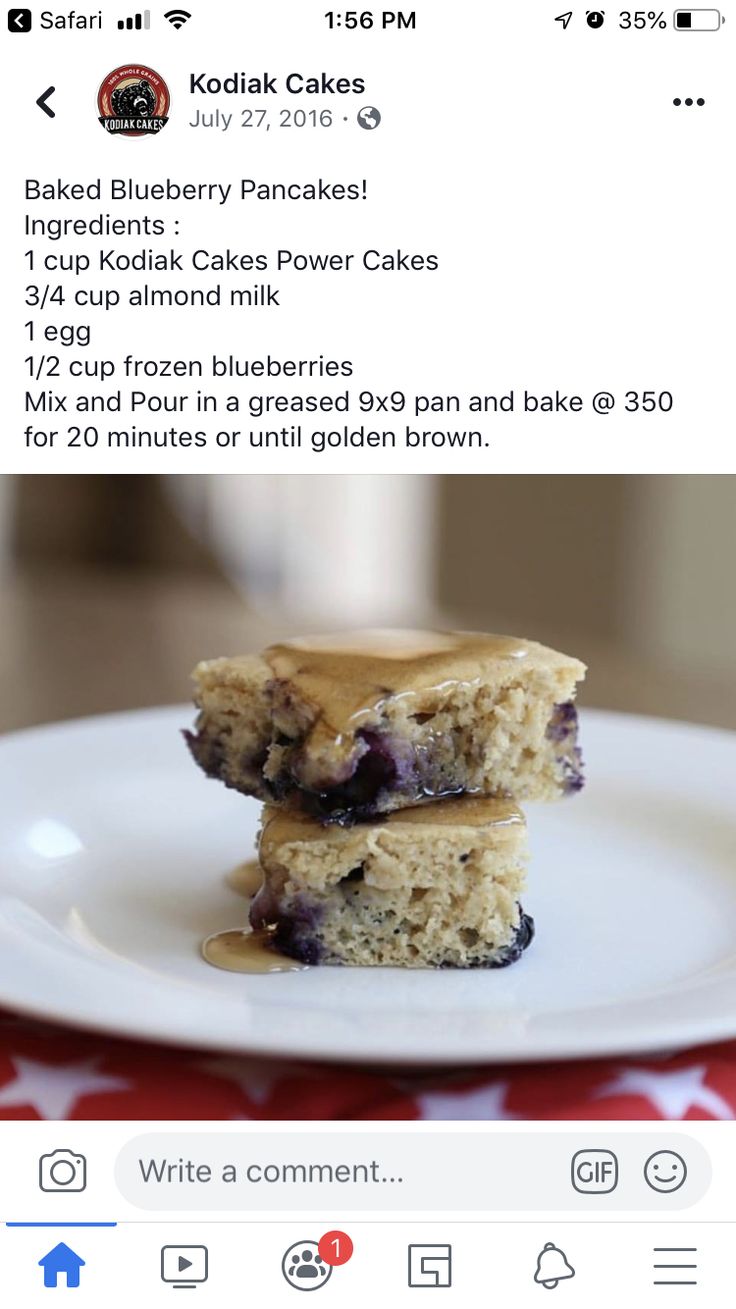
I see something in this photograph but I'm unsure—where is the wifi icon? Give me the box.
[164,7,191,27]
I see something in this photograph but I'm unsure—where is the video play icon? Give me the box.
[161,1246,208,1287]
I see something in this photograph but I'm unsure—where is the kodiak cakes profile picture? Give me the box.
[97,64,170,137]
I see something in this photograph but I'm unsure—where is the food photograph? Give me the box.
[0,473,735,1121]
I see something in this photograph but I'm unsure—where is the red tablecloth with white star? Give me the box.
[0,1012,734,1120]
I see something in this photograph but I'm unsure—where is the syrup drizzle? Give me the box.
[203,860,305,973]
[225,859,263,898]
[264,629,530,745]
[202,927,306,974]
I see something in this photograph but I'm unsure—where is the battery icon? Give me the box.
[674,8,723,28]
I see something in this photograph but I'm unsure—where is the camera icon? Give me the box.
[39,1149,87,1192]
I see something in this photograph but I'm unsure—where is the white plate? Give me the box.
[0,706,735,1065]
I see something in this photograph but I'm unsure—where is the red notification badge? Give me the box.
[318,1230,354,1266]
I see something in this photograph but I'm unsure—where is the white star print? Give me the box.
[198,1057,285,1107]
[0,1056,130,1120]
[594,1065,733,1120]
[416,1080,519,1121]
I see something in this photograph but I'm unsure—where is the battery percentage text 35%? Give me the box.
[619,11,668,27]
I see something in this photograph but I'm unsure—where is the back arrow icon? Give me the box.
[555,11,573,28]
[36,86,56,118]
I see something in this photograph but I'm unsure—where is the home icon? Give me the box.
[38,1242,86,1288]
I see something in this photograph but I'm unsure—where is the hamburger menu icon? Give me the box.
[97,64,170,136]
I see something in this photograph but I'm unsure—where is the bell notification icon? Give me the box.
[534,1243,576,1289]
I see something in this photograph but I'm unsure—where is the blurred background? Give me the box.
[0,474,734,733]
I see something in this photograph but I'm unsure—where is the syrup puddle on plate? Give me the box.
[202,927,307,974]
[203,860,307,973]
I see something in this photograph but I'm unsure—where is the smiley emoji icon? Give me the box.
[643,1150,687,1193]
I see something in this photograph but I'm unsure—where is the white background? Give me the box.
[1,0,733,472]
[0,1121,734,1304]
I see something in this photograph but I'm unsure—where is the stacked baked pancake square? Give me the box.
[186,630,586,970]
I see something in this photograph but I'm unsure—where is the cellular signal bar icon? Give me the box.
[117,9,150,27]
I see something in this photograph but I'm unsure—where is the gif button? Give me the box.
[571,1149,618,1194]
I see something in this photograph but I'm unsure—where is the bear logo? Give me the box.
[98,65,170,136]
[110,78,156,119]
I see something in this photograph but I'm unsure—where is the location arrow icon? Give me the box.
[555,11,574,28]
[36,86,56,118]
